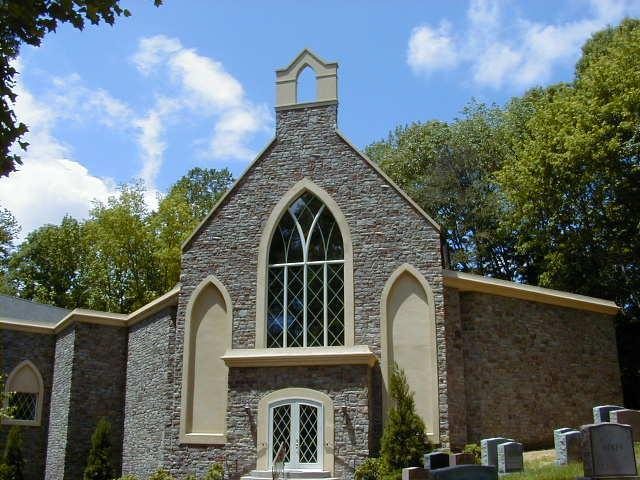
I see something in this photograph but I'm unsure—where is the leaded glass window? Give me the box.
[267,192,345,347]
[8,392,37,421]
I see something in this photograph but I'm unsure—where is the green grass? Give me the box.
[507,443,640,480]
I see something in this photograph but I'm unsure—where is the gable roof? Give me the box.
[181,128,441,250]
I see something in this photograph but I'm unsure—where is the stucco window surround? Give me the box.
[256,388,335,473]
[2,359,44,427]
[380,263,440,442]
[180,275,232,445]
[256,178,354,349]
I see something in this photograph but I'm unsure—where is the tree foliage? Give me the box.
[1,426,24,480]
[0,0,162,177]
[6,167,233,313]
[83,418,114,480]
[379,365,427,475]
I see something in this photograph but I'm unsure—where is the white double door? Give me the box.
[269,399,323,471]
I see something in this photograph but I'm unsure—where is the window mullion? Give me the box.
[303,262,308,347]
[283,265,288,348]
[323,262,328,347]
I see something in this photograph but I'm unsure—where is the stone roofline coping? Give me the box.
[443,270,620,315]
[221,345,378,367]
[275,99,338,111]
[0,285,180,335]
[181,126,442,251]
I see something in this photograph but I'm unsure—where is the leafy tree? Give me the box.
[7,215,87,307]
[2,426,24,480]
[0,208,19,292]
[379,365,427,476]
[497,18,640,405]
[83,183,162,313]
[83,418,113,480]
[0,0,162,177]
[367,103,525,280]
[152,167,233,289]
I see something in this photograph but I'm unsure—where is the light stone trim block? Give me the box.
[444,270,619,314]
[380,263,439,442]
[180,275,232,445]
[275,49,338,107]
[255,178,355,348]
[256,388,335,474]
[2,359,44,427]
[221,345,377,367]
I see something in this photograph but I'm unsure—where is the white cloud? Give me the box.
[0,82,117,239]
[407,0,640,89]
[407,22,459,74]
[131,35,272,182]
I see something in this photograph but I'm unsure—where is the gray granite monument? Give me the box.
[555,429,581,465]
[593,405,624,423]
[481,437,513,467]
[497,441,524,474]
[579,423,639,480]
[610,409,640,442]
[402,467,428,480]
[428,465,498,480]
[450,453,476,466]
[424,452,450,470]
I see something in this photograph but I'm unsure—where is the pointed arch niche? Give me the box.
[180,275,232,444]
[2,360,44,426]
[256,178,354,348]
[380,264,439,441]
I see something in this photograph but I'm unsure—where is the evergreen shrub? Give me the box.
[203,463,224,480]
[2,426,24,480]
[83,418,114,480]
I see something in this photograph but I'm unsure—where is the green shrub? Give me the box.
[2,426,24,480]
[355,458,381,480]
[203,463,224,480]
[114,475,139,480]
[0,464,15,480]
[462,443,481,463]
[148,469,175,480]
[379,365,428,472]
[184,475,196,480]
[83,418,114,480]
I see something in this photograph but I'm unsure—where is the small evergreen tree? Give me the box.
[83,418,114,480]
[380,365,427,475]
[203,463,224,480]
[2,426,24,480]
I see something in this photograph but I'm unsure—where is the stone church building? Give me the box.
[1,50,622,480]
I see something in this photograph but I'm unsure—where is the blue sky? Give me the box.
[1,0,639,239]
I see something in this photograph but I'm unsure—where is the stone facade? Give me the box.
[43,323,127,480]
[455,290,622,448]
[122,307,176,478]
[0,330,55,480]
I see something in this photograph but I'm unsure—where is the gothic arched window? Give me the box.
[267,192,344,347]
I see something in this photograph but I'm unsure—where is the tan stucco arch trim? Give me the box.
[180,275,232,445]
[256,388,335,473]
[380,263,439,441]
[2,359,44,427]
[255,178,354,348]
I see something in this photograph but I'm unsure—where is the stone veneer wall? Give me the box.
[1,330,55,480]
[167,102,448,476]
[45,323,128,480]
[443,287,468,450]
[45,326,76,480]
[122,307,176,478]
[457,290,622,448]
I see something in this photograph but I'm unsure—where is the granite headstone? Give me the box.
[402,467,428,480]
[610,409,640,442]
[593,405,624,423]
[497,441,524,474]
[428,465,498,480]
[555,430,582,465]
[580,423,638,479]
[424,452,450,470]
[481,437,513,467]
[450,453,476,466]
